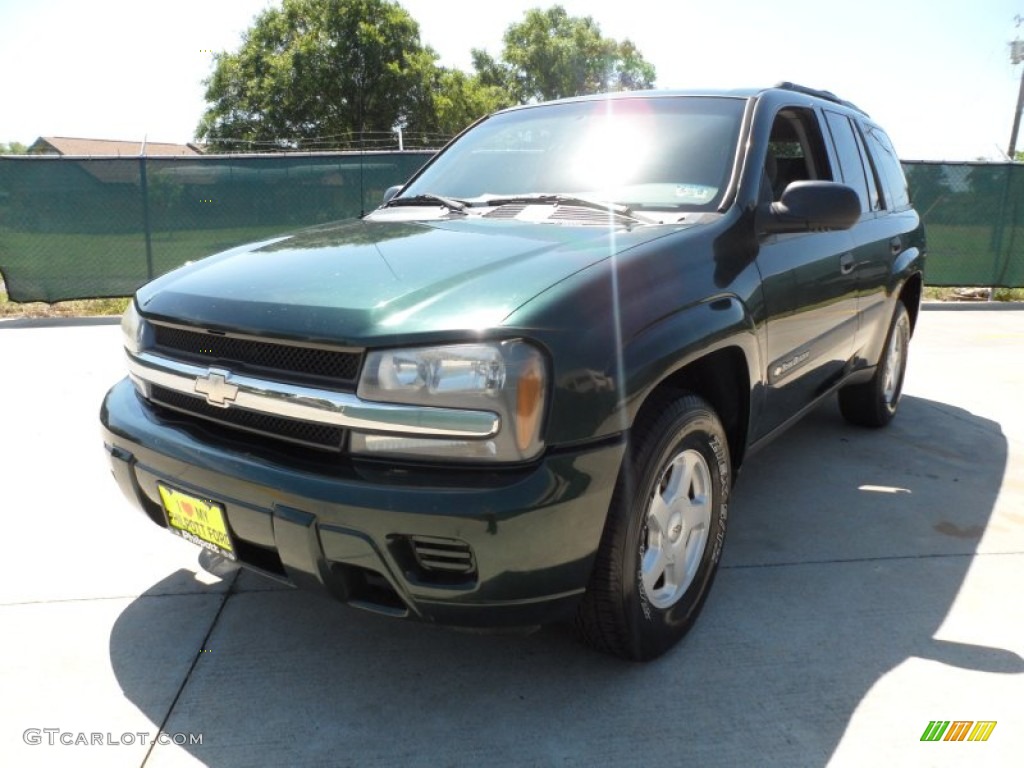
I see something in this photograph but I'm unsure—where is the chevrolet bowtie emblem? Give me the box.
[194,369,239,408]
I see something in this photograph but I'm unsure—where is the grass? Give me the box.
[924,286,1024,301]
[996,288,1024,300]
[0,285,129,318]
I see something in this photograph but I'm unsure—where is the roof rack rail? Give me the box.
[773,81,869,117]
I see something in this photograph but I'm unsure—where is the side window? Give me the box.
[860,123,910,210]
[851,128,882,211]
[823,110,871,213]
[763,108,833,202]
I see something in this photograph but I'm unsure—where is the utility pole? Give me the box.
[1008,21,1024,159]
[998,23,1024,301]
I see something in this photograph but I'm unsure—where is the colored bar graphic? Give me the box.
[920,720,996,742]
[944,721,973,741]
[967,722,997,742]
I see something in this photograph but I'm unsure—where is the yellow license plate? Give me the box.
[158,484,236,560]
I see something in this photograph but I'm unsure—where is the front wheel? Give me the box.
[575,393,730,661]
[838,301,911,428]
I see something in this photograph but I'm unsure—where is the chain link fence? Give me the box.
[0,152,433,302]
[1,156,1023,302]
[902,161,1024,288]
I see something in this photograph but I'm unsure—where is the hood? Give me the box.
[136,218,682,344]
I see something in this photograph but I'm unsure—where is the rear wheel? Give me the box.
[576,393,730,661]
[839,301,910,428]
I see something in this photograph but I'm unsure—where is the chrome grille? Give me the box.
[151,324,361,387]
[150,385,345,452]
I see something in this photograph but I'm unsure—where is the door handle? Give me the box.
[890,237,902,255]
[839,252,855,275]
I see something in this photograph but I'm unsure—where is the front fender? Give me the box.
[614,295,763,433]
[516,290,763,450]
[501,218,765,449]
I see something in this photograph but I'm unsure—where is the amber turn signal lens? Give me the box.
[515,357,544,452]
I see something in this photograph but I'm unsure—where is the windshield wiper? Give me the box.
[383,193,468,213]
[479,194,658,223]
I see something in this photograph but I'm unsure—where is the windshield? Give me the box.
[401,96,746,212]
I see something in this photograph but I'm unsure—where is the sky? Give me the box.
[0,0,1021,160]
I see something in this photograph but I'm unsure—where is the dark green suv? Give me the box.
[101,83,925,660]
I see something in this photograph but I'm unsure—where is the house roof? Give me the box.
[28,137,201,157]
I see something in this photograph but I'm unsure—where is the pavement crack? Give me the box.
[0,590,234,607]
[140,568,239,767]
[722,550,1024,570]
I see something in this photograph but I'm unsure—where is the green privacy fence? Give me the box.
[902,161,1024,288]
[0,152,433,302]
[0,155,1022,302]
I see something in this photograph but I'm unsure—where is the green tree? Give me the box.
[0,141,28,154]
[404,68,512,143]
[472,5,656,103]
[197,0,442,150]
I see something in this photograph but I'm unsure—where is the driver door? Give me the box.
[754,107,859,438]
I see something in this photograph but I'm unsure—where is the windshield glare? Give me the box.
[403,96,746,211]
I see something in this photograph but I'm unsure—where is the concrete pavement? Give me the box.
[1,306,1021,767]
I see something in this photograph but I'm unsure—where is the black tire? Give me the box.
[575,392,730,661]
[838,301,911,428]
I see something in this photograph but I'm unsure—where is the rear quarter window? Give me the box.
[861,124,910,211]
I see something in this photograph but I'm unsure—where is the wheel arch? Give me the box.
[637,346,752,474]
[899,270,923,336]
[621,297,759,475]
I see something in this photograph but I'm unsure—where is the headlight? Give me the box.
[354,340,547,462]
[121,300,144,357]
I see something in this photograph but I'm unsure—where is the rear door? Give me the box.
[822,110,893,362]
[851,122,917,353]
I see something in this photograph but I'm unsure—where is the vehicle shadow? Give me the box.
[109,394,1022,767]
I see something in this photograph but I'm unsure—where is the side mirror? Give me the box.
[761,181,860,235]
[382,185,403,205]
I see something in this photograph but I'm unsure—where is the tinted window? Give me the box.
[861,124,910,210]
[404,97,746,211]
[824,111,871,213]
[851,127,882,211]
[763,107,833,201]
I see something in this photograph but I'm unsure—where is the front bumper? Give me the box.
[101,378,625,627]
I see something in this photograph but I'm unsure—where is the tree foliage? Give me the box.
[198,0,426,149]
[407,68,511,141]
[0,141,28,155]
[196,1,655,150]
[472,6,656,103]
[198,0,499,150]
